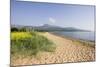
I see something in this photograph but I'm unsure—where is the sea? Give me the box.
[52,31,95,41]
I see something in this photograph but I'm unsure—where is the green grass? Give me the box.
[11,32,56,56]
[71,39,95,48]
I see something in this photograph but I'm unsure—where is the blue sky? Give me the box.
[11,0,95,31]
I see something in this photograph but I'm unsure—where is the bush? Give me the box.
[11,32,55,56]
[11,27,19,32]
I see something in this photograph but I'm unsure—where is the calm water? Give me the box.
[53,31,95,41]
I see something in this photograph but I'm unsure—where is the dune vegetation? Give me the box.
[11,31,56,57]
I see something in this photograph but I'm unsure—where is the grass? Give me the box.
[11,32,56,57]
[71,39,95,48]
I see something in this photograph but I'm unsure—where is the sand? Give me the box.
[11,32,95,66]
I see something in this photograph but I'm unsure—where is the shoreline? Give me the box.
[50,32,95,42]
[11,32,95,66]
[49,32,95,48]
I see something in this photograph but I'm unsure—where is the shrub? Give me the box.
[11,27,19,32]
[11,32,55,56]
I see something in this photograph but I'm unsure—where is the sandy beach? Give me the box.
[11,32,95,66]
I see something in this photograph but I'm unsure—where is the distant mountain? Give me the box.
[32,24,89,31]
[33,24,63,31]
[11,24,90,32]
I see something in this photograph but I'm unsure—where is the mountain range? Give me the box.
[11,24,90,32]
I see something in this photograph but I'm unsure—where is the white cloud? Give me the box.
[49,17,56,24]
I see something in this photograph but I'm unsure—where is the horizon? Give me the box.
[11,0,95,31]
[11,24,94,31]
